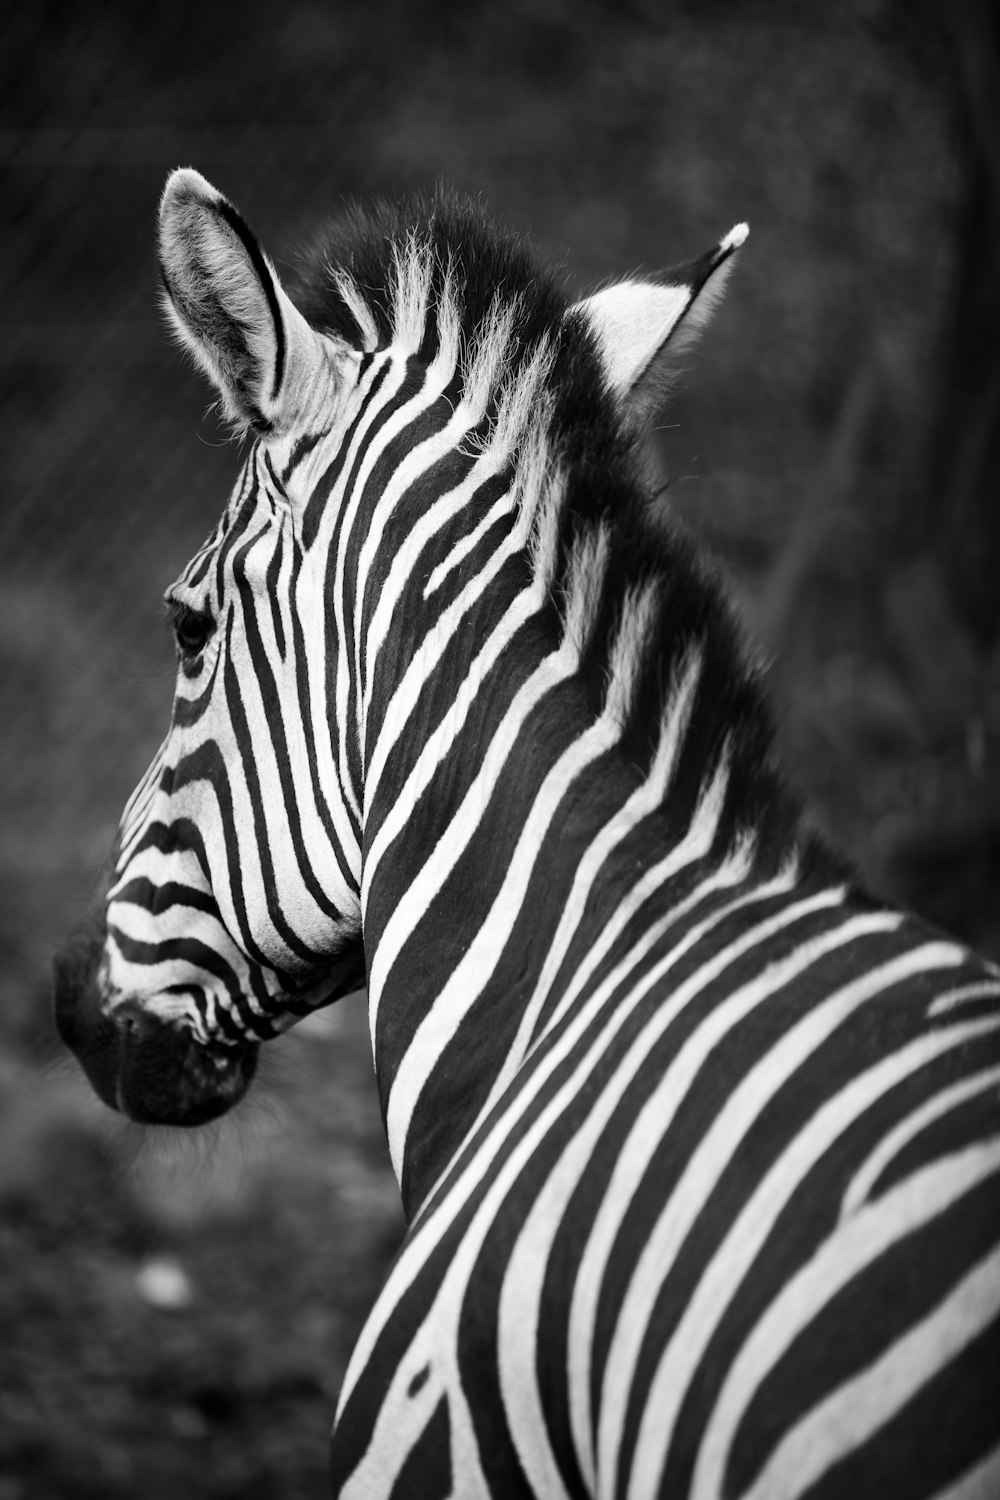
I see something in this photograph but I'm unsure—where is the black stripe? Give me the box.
[261,449,285,498]
[106,926,254,1037]
[214,196,286,404]
[172,646,222,727]
[235,552,346,925]
[114,876,218,919]
[285,541,361,891]
[169,742,269,972]
[387,1395,452,1500]
[264,524,287,661]
[220,613,327,968]
[214,464,262,604]
[281,428,324,484]
[301,358,391,549]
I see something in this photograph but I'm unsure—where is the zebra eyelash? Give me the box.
[165,598,215,658]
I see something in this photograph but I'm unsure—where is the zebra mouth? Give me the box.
[111,1008,259,1126]
[53,939,258,1127]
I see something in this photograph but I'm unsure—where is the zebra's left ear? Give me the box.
[575,223,748,425]
[158,168,324,436]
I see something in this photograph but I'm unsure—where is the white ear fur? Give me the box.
[575,223,748,424]
[158,167,323,434]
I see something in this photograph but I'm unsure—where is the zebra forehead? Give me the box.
[289,187,572,368]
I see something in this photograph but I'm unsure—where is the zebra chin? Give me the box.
[52,930,258,1128]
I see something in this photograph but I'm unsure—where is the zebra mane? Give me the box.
[291,187,566,365]
[290,190,835,879]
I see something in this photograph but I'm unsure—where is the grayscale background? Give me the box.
[2,2,998,1495]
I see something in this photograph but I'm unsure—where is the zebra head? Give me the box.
[55,168,744,1128]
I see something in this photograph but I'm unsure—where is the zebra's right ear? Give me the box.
[158,168,323,436]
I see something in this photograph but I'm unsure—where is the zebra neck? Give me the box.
[349,420,824,1215]
[357,615,820,1220]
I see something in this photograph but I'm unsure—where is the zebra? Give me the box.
[54,167,1000,1499]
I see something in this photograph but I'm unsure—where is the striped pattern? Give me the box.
[85,174,1000,1496]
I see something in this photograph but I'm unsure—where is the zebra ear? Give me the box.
[575,223,748,425]
[158,168,322,436]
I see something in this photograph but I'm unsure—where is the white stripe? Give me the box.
[588,910,907,1495]
[841,1062,1000,1219]
[385,706,624,1178]
[365,638,576,1019]
[327,351,420,824]
[928,980,1000,1017]
[424,487,514,598]
[356,405,488,732]
[701,1162,1000,1500]
[229,563,358,946]
[360,497,543,830]
[462,651,705,1142]
[359,450,518,777]
[500,864,807,1497]
[352,299,472,648]
[338,856,786,1423]
[413,780,756,1226]
[929,1442,1000,1500]
[291,541,364,888]
[361,587,540,896]
[620,951,982,1499]
[341,866,805,1494]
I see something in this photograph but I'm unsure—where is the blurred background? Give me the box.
[2,0,998,1495]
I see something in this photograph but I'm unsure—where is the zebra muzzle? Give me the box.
[53,934,258,1127]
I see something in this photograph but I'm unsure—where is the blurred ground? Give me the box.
[2,1,999,1496]
[0,1004,401,1499]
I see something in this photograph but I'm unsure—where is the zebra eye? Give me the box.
[168,602,213,658]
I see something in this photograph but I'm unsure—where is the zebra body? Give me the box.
[54,170,1000,1498]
